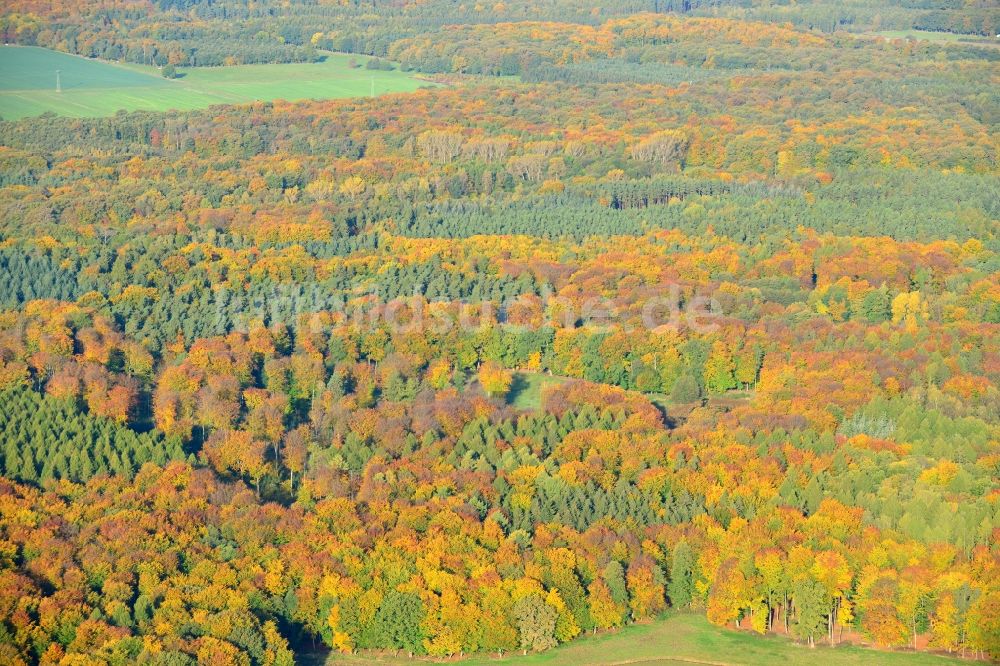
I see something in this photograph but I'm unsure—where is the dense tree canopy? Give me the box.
[0,1,998,664]
[1,0,997,69]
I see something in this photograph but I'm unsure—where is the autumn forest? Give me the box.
[0,0,998,664]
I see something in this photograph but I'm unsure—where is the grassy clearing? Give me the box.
[0,46,432,120]
[324,613,966,666]
[876,29,967,41]
[506,373,752,427]
[506,373,572,410]
[874,30,998,45]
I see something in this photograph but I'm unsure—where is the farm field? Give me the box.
[0,46,431,119]
[322,613,967,666]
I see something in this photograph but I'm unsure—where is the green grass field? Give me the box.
[507,373,572,410]
[323,613,966,666]
[0,46,432,120]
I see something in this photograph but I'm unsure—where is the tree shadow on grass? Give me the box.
[506,373,531,405]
